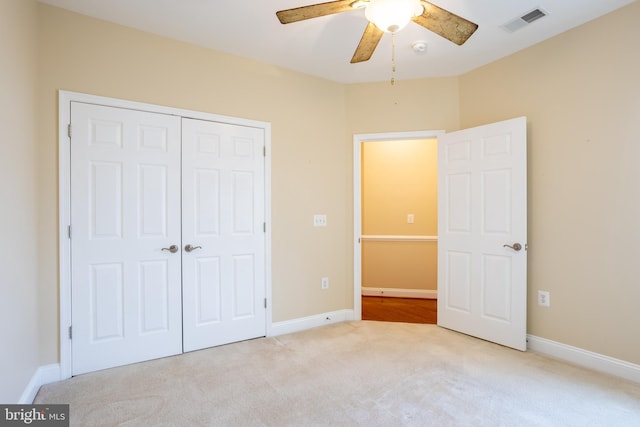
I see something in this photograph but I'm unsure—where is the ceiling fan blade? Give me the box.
[413,1,478,45]
[351,22,384,63]
[277,0,357,24]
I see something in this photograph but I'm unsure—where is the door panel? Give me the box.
[195,257,222,323]
[447,251,471,312]
[482,254,511,321]
[233,254,256,318]
[139,260,171,333]
[139,165,170,237]
[90,162,122,239]
[182,118,266,352]
[91,263,124,340]
[195,170,220,235]
[438,117,527,351]
[71,102,182,375]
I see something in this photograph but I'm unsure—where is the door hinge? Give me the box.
[263,222,266,233]
[67,124,72,138]
[68,326,72,339]
[263,146,266,157]
[68,225,71,239]
[264,298,267,309]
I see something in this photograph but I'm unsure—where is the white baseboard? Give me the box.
[362,287,437,299]
[19,364,61,404]
[270,309,355,337]
[527,334,640,384]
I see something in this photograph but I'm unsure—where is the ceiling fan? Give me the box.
[276,0,478,63]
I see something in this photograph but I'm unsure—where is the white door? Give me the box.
[70,102,183,375]
[437,117,527,351]
[70,104,268,374]
[181,118,266,352]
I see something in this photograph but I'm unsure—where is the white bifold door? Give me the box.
[70,102,266,375]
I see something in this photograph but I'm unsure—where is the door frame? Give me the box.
[353,130,444,320]
[58,90,272,379]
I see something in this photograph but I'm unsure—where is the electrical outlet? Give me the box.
[321,277,329,290]
[537,290,550,307]
[407,214,415,224]
[313,214,327,227]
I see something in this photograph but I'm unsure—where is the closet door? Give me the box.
[181,118,267,352]
[70,102,182,375]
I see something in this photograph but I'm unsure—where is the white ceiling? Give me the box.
[38,0,635,84]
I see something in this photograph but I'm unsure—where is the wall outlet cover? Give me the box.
[313,214,327,227]
[537,290,550,307]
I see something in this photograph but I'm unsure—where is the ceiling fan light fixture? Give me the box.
[365,0,423,33]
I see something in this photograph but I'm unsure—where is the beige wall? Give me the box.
[36,4,352,364]
[362,139,438,291]
[346,78,461,134]
[0,0,40,402]
[459,1,640,364]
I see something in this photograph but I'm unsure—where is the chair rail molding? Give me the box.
[361,235,438,242]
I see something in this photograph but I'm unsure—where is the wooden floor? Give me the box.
[362,296,437,324]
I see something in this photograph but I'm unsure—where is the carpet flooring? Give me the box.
[35,321,640,426]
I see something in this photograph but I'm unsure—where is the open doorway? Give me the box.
[353,130,444,323]
[354,118,527,349]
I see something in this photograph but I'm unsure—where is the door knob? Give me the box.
[161,245,179,253]
[503,243,522,251]
[185,244,202,253]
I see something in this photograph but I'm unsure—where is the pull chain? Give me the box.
[391,32,396,86]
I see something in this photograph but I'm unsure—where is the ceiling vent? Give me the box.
[502,8,548,33]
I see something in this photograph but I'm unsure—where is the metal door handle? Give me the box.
[503,243,522,251]
[161,245,179,253]
[185,244,202,253]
